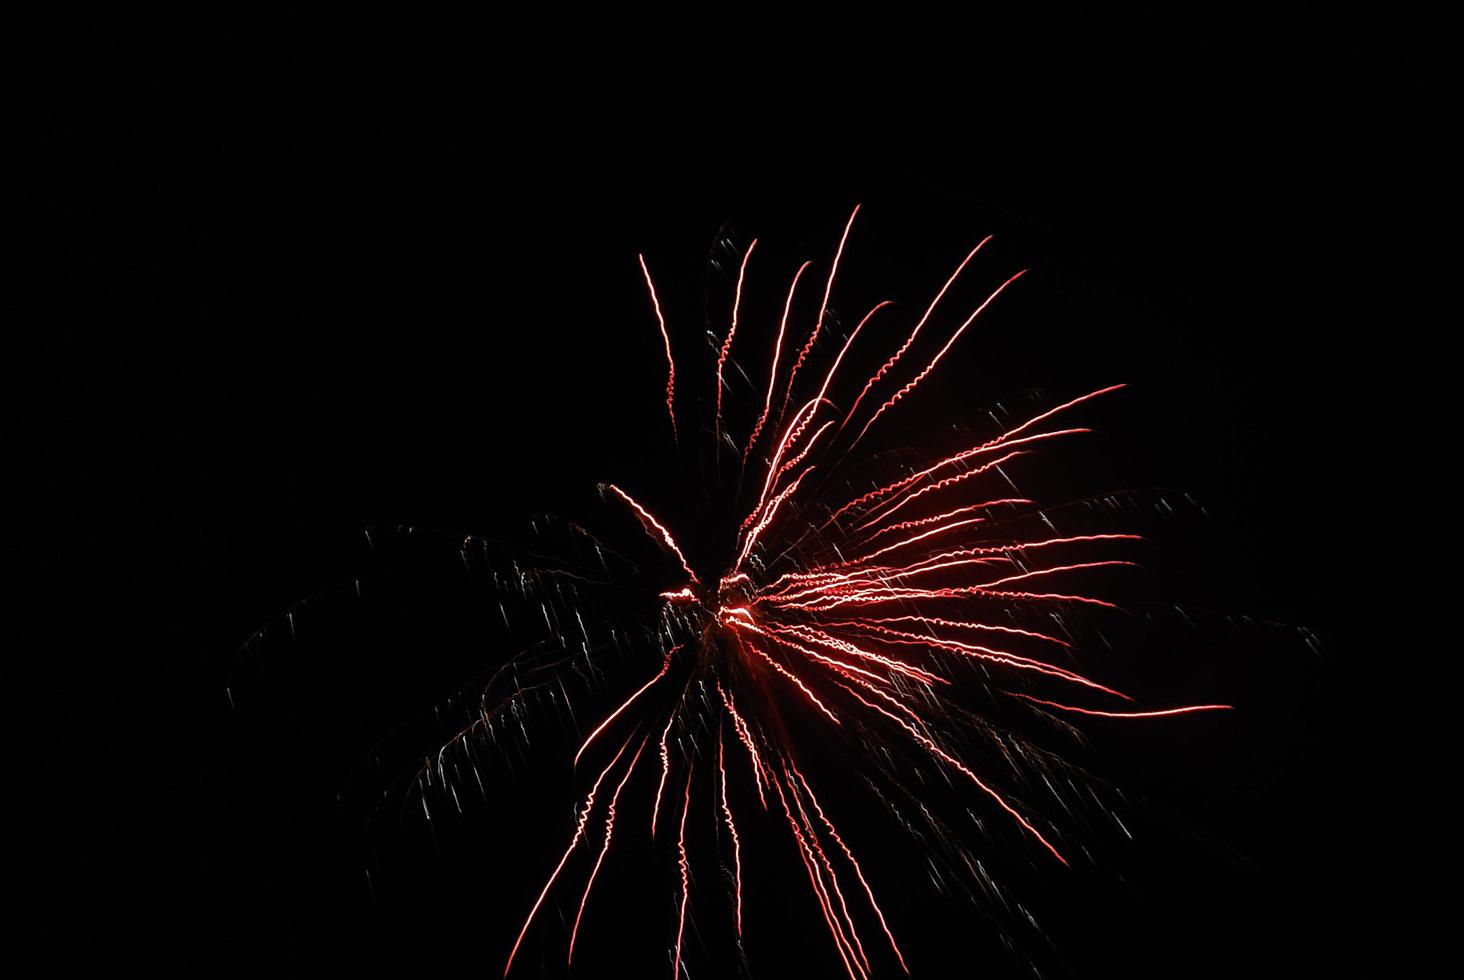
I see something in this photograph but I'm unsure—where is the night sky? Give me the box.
[12,11,1436,979]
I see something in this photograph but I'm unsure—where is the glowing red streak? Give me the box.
[652,709,676,838]
[849,451,1031,530]
[672,764,694,980]
[740,397,821,538]
[840,515,994,567]
[819,620,1128,698]
[858,499,1029,545]
[759,628,896,691]
[736,467,814,571]
[786,768,870,976]
[782,205,860,421]
[569,736,649,964]
[774,582,1120,613]
[775,420,833,488]
[853,269,1027,446]
[891,532,1144,566]
[638,253,677,442]
[976,560,1138,590]
[770,773,865,980]
[504,734,636,976]
[826,386,1127,534]
[809,555,1134,594]
[764,538,1140,609]
[574,646,676,766]
[849,614,1074,648]
[834,429,1092,530]
[719,605,755,627]
[744,260,812,462]
[725,622,841,724]
[978,588,1121,608]
[762,622,944,688]
[606,484,699,584]
[717,728,744,935]
[717,680,769,807]
[716,238,758,441]
[790,764,909,974]
[997,383,1128,444]
[838,681,1068,865]
[810,300,894,420]
[1011,694,1233,718]
[838,236,991,433]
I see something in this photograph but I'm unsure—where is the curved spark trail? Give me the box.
[838,236,991,436]
[781,204,861,423]
[574,646,675,766]
[569,736,649,964]
[1009,694,1234,718]
[377,207,1233,976]
[504,735,635,977]
[672,765,694,980]
[717,728,744,936]
[716,239,758,444]
[605,484,699,585]
[639,253,677,443]
[852,269,1028,447]
[744,260,812,463]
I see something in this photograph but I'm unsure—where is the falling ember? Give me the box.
[378,208,1231,975]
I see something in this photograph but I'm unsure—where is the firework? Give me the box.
[399,209,1230,977]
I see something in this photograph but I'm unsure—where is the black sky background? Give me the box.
[9,10,1440,979]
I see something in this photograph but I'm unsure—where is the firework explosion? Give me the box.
[379,208,1229,978]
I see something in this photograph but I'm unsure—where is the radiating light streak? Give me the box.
[638,253,677,442]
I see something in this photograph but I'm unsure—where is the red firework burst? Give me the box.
[398,207,1230,978]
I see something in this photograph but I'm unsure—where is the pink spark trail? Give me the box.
[569,736,649,964]
[717,239,758,444]
[487,207,1232,976]
[606,484,699,585]
[745,260,812,463]
[717,728,744,936]
[781,204,861,421]
[638,253,678,443]
[672,764,694,980]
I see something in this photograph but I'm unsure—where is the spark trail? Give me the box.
[398,208,1232,976]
